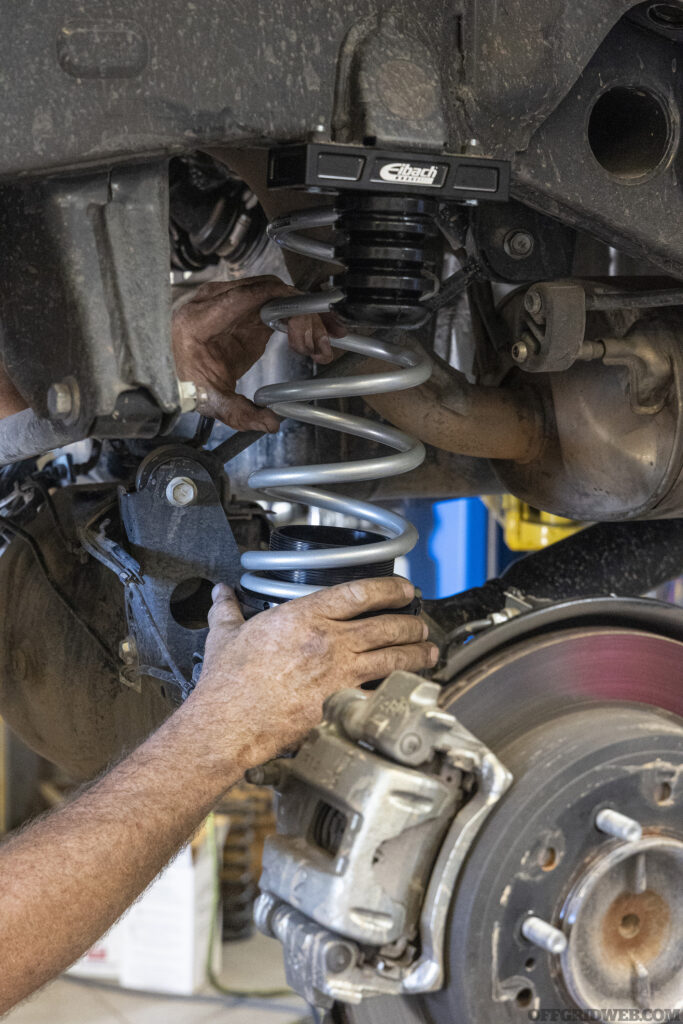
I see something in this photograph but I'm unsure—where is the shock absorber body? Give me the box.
[333,193,440,327]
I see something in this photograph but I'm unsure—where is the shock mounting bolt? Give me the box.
[166,476,198,508]
[504,230,535,259]
[178,380,205,413]
[47,380,77,420]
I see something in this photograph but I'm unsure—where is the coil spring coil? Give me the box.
[239,207,433,602]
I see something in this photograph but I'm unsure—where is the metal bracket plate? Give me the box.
[268,143,510,202]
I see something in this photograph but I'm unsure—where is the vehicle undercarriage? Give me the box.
[0,1,682,1020]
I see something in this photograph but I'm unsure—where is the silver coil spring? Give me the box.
[239,208,433,602]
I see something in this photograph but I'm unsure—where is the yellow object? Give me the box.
[500,496,584,551]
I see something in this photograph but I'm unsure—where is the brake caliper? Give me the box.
[251,671,512,1008]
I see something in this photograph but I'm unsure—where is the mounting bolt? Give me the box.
[595,808,643,843]
[400,732,422,757]
[512,332,540,366]
[521,916,567,955]
[245,762,282,787]
[325,943,354,974]
[118,636,137,664]
[511,340,530,364]
[524,289,543,316]
[47,379,78,420]
[177,380,207,414]
[165,476,198,507]
[504,230,535,260]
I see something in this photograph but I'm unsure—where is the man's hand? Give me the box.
[194,577,438,768]
[172,276,337,431]
[0,577,435,1013]
[0,275,338,425]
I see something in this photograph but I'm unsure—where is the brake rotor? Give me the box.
[342,598,683,1024]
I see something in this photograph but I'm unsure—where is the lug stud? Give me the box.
[595,808,643,843]
[521,916,567,955]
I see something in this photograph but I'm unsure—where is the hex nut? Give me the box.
[118,636,137,664]
[178,380,208,413]
[47,381,73,418]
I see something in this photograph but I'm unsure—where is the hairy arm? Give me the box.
[0,578,436,1012]
[0,275,337,423]
[0,694,240,1012]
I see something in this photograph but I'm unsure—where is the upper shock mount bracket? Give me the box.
[267,142,510,202]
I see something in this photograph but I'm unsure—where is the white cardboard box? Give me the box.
[68,816,228,995]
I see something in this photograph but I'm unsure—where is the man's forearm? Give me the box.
[0,692,247,1013]
[0,575,435,1013]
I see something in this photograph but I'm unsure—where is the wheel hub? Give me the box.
[424,703,683,1023]
[561,835,683,1012]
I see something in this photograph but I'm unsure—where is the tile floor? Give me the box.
[6,932,310,1024]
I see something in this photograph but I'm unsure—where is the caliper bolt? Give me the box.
[325,943,353,974]
[165,476,198,508]
[595,808,643,843]
[521,916,567,955]
[245,762,282,787]
[400,733,422,757]
[504,229,535,260]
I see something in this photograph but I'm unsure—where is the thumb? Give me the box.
[207,583,245,631]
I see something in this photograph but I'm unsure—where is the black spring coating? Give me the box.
[266,525,394,590]
[333,193,440,329]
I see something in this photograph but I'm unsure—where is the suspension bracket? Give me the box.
[252,671,512,1007]
[267,142,510,202]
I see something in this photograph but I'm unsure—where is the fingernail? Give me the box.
[421,622,429,640]
[212,584,224,602]
[429,644,439,664]
[402,580,415,599]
